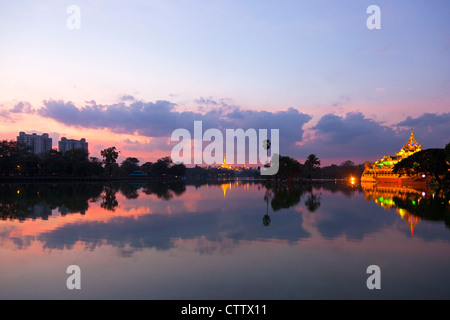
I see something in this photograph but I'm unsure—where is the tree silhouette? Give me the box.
[101,185,119,211]
[263,188,272,226]
[0,140,31,176]
[120,157,141,174]
[305,154,321,179]
[272,154,302,180]
[444,142,450,185]
[267,184,304,211]
[393,148,448,187]
[101,147,119,177]
[305,192,321,212]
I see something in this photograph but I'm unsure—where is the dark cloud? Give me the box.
[223,107,312,154]
[38,99,181,137]
[10,101,34,114]
[9,97,448,164]
[37,99,312,155]
[297,111,449,163]
[120,95,135,102]
[0,101,34,120]
[194,97,240,115]
[194,97,237,109]
[0,109,12,120]
[122,139,143,151]
[122,138,169,153]
[299,112,405,162]
[195,96,219,106]
[396,112,450,148]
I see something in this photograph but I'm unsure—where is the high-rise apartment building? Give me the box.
[17,132,53,155]
[58,137,88,154]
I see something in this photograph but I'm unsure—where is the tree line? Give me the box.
[2,138,447,184]
[0,141,186,178]
[0,139,362,180]
[393,142,450,189]
[261,153,364,181]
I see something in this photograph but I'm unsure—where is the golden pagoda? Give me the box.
[396,128,422,158]
[220,157,231,169]
[361,129,425,186]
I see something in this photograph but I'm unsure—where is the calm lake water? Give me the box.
[0,179,449,299]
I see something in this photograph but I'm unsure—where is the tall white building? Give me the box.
[17,132,53,155]
[58,137,88,154]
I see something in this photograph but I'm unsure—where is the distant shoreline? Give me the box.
[0,176,348,184]
[0,176,164,183]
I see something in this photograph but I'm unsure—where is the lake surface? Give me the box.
[0,179,449,299]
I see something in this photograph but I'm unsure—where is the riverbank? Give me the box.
[0,176,349,184]
[0,176,164,183]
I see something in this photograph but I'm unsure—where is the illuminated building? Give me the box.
[361,129,426,186]
[218,157,248,172]
[221,157,231,170]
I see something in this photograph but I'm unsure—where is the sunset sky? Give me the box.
[0,0,449,166]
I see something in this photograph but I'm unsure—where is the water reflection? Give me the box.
[0,179,449,299]
[101,184,119,212]
[304,186,321,212]
[142,181,187,200]
[264,182,304,211]
[0,183,103,220]
[1,180,448,233]
[260,182,323,226]
[0,182,190,220]
[361,182,450,234]
[263,188,272,226]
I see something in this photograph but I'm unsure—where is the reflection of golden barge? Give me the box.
[361,182,423,236]
[361,129,429,187]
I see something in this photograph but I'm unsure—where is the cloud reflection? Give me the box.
[0,181,449,257]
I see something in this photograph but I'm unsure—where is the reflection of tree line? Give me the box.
[262,181,450,230]
[0,180,352,221]
[361,183,450,230]
[393,191,450,229]
[0,184,103,221]
[0,182,187,220]
[0,180,360,221]
[100,181,187,212]
[3,180,446,229]
[261,182,324,226]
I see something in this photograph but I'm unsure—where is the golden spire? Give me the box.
[221,157,231,169]
[400,128,421,154]
[409,128,416,143]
